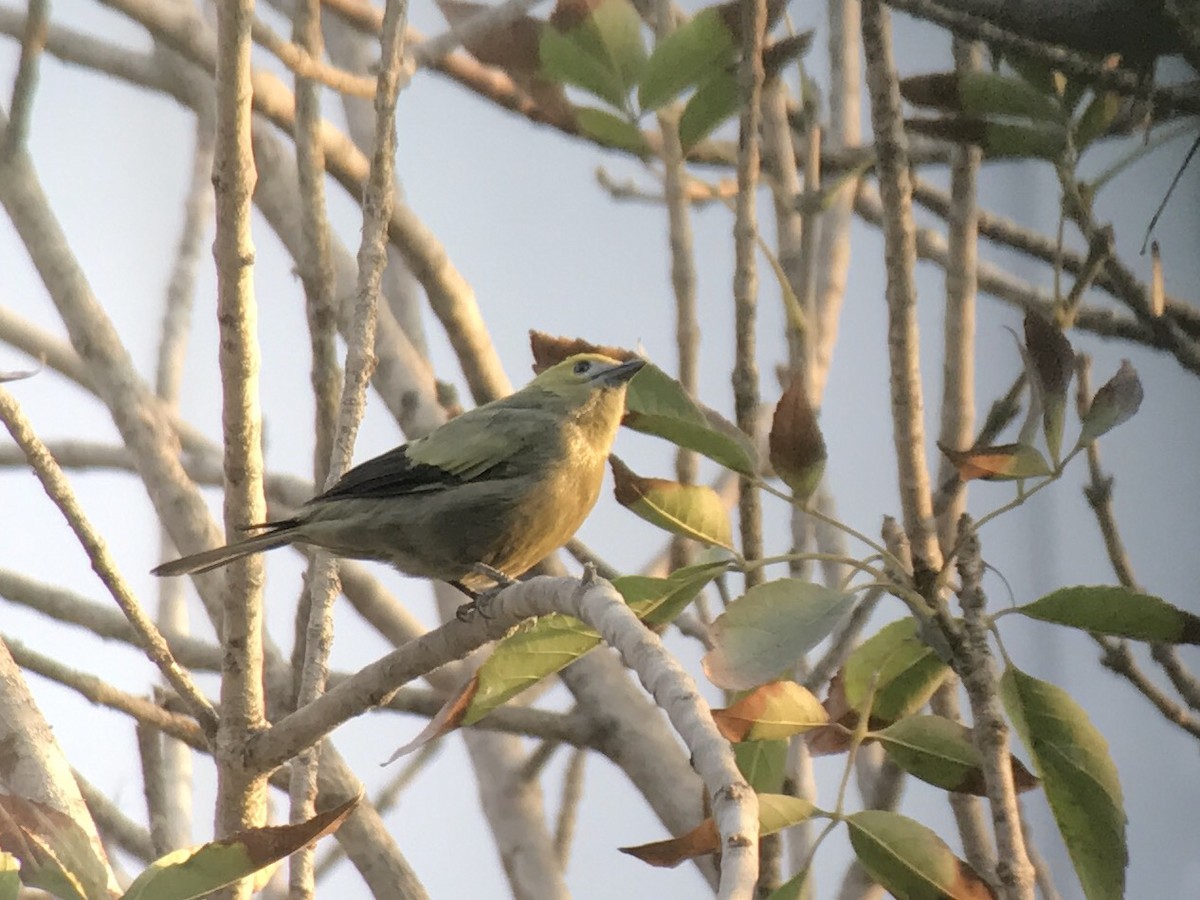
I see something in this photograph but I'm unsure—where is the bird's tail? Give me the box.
[152,521,300,577]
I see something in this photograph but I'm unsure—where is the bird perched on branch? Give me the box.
[154,353,644,606]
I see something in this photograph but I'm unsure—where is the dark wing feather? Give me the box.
[314,445,465,501]
[314,405,561,503]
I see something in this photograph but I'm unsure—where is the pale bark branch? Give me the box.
[861,0,942,577]
[954,517,1034,899]
[0,635,118,892]
[211,0,269,859]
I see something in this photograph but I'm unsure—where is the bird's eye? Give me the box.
[573,360,593,375]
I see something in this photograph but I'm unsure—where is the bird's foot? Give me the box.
[453,565,518,622]
[472,563,517,587]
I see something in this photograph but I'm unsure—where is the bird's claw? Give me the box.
[453,565,517,622]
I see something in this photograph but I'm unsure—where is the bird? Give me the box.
[154,353,645,606]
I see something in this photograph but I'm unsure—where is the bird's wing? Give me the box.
[315,406,554,502]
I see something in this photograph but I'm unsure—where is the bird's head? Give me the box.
[531,353,646,400]
[525,354,646,437]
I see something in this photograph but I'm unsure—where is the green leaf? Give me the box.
[575,106,648,153]
[678,68,739,150]
[734,739,787,793]
[539,0,645,107]
[758,793,816,835]
[847,810,996,900]
[465,559,726,725]
[1016,585,1200,644]
[906,117,1067,161]
[466,613,602,726]
[0,852,18,900]
[611,457,734,550]
[703,579,855,690]
[958,71,1062,122]
[1073,90,1121,150]
[624,362,757,474]
[843,618,952,722]
[539,21,627,108]
[121,797,358,900]
[767,867,811,900]
[616,557,730,627]
[875,715,1038,796]
[1002,667,1126,900]
[585,0,647,92]
[1076,360,1143,448]
[639,6,737,111]
[1004,53,1060,98]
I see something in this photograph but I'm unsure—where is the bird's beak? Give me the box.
[595,357,646,386]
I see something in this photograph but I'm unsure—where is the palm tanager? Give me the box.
[154,353,645,599]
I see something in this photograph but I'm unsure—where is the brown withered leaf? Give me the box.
[383,674,478,763]
[937,441,1051,482]
[548,0,604,32]
[1024,311,1074,399]
[965,752,1039,795]
[529,330,638,373]
[620,819,720,867]
[238,796,359,865]
[769,372,827,502]
[712,680,828,742]
[436,0,575,122]
[437,0,543,75]
[805,672,857,756]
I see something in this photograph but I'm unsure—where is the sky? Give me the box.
[1,1,1199,897]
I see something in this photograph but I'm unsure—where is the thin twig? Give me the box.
[554,747,587,867]
[4,0,47,158]
[653,0,699,571]
[912,177,1200,339]
[7,637,207,749]
[861,0,942,579]
[809,0,860,405]
[252,13,376,97]
[152,96,214,858]
[0,388,218,733]
[1075,357,1200,717]
[732,0,768,600]
[934,38,980,554]
[855,185,1187,366]
[313,742,440,880]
